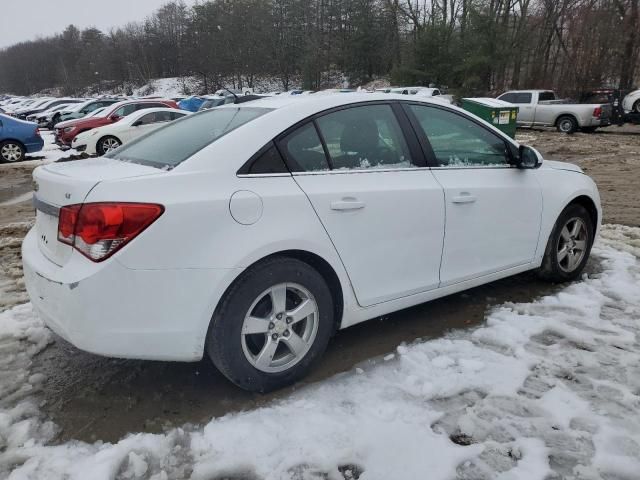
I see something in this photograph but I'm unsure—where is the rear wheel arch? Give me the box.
[210,249,345,338]
[205,252,342,391]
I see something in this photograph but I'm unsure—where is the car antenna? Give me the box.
[218,86,238,102]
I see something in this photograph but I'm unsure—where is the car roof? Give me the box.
[219,92,438,112]
[127,107,185,119]
[108,98,173,111]
[502,89,553,93]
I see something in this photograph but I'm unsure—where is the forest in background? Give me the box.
[0,0,638,97]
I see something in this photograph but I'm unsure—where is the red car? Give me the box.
[54,99,179,147]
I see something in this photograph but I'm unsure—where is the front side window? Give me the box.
[315,104,413,170]
[499,92,533,104]
[138,111,173,124]
[408,104,510,167]
[136,113,155,125]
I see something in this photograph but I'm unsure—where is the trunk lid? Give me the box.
[33,158,162,266]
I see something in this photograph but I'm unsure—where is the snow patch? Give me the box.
[0,225,639,479]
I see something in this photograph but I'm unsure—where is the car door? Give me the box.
[280,103,445,307]
[499,92,534,126]
[404,103,542,287]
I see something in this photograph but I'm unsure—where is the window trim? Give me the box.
[400,101,519,169]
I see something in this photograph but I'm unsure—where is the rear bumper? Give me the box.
[25,137,44,153]
[22,227,240,361]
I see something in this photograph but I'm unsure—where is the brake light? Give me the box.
[35,128,41,137]
[57,202,164,262]
[593,107,602,118]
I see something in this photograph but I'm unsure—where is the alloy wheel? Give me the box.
[556,217,588,273]
[101,137,120,153]
[241,282,319,373]
[1,143,22,162]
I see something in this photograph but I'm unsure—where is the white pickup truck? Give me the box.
[497,89,611,133]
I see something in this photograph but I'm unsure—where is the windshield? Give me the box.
[87,107,105,117]
[107,106,272,168]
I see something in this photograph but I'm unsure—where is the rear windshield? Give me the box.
[106,106,272,168]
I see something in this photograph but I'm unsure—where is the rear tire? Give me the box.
[206,257,334,392]
[0,141,25,163]
[537,204,594,282]
[556,115,578,134]
[634,100,640,114]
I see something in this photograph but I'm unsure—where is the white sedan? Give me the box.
[23,94,601,392]
[622,88,640,114]
[71,107,188,155]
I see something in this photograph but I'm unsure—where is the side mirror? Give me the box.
[110,115,121,122]
[516,145,543,169]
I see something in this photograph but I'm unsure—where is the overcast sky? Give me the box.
[0,0,197,48]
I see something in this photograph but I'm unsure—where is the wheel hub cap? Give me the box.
[241,283,319,373]
[557,217,588,273]
[1,144,21,162]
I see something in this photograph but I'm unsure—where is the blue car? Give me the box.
[0,113,44,163]
[177,96,206,112]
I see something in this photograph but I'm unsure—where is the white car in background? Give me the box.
[622,88,640,114]
[23,94,600,392]
[72,107,188,155]
[390,86,454,104]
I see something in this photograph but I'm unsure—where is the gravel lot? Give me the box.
[0,125,638,445]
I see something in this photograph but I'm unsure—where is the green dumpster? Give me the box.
[461,98,519,138]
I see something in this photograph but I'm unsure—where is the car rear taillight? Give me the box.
[57,202,164,262]
[35,128,41,137]
[593,107,602,118]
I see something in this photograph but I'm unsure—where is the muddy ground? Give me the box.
[0,125,638,443]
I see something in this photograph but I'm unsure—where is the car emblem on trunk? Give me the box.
[65,193,71,199]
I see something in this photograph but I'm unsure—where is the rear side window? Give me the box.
[245,144,289,174]
[279,123,330,172]
[107,107,271,168]
[538,91,556,101]
[315,104,413,170]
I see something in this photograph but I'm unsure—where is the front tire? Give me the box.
[0,141,25,163]
[634,100,640,114]
[207,257,334,392]
[538,204,594,282]
[96,135,121,156]
[556,115,578,134]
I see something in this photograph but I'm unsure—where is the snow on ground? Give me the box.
[22,131,77,166]
[0,226,639,480]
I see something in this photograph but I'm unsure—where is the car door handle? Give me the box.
[330,199,365,211]
[452,194,477,204]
